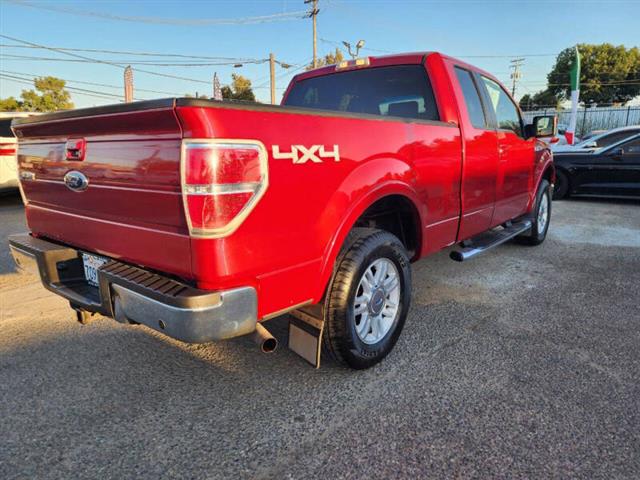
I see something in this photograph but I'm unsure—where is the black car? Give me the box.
[553,133,640,200]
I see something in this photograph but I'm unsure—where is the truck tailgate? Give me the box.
[12,100,193,279]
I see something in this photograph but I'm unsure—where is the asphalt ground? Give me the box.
[1,193,639,479]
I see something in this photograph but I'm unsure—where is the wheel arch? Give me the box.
[314,180,424,303]
[527,150,555,212]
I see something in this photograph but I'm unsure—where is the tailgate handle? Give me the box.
[65,138,86,161]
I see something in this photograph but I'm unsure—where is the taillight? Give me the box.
[181,139,268,238]
[0,143,16,156]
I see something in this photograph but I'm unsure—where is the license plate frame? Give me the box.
[82,252,108,287]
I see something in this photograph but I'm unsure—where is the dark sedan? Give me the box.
[553,133,640,200]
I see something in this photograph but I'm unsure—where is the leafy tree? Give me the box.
[221,74,256,102]
[547,44,640,104]
[21,76,74,111]
[0,96,21,111]
[519,90,559,110]
[519,94,533,109]
[307,48,345,70]
[0,76,74,112]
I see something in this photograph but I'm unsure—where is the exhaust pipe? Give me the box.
[253,323,278,353]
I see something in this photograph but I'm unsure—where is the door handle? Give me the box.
[65,138,86,161]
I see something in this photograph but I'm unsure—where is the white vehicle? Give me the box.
[552,125,640,153]
[0,112,39,193]
[539,123,572,147]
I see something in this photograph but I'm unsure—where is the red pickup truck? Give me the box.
[9,52,555,369]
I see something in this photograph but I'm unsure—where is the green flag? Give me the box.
[565,47,581,145]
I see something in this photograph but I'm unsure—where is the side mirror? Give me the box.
[526,115,557,138]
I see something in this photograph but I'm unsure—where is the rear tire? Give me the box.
[323,228,411,369]
[516,179,552,246]
[553,170,569,200]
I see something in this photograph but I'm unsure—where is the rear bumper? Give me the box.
[8,233,257,343]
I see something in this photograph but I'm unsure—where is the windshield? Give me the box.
[284,65,440,121]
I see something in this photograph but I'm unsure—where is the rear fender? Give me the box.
[312,157,423,302]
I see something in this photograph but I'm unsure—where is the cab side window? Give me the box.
[454,67,487,129]
[597,130,640,148]
[480,76,523,137]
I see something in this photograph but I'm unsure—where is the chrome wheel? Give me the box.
[537,192,549,235]
[352,258,401,345]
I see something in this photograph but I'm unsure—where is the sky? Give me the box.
[1,0,639,108]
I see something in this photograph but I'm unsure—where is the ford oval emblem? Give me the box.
[64,171,89,192]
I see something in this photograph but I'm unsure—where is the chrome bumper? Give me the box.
[111,284,257,342]
[8,233,257,343]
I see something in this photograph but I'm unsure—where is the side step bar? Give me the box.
[450,219,532,262]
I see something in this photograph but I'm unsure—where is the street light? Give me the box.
[342,39,365,59]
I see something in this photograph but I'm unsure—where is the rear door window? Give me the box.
[284,65,439,121]
[454,67,487,129]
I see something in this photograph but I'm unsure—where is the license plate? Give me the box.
[82,253,108,287]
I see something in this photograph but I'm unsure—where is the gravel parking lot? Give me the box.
[1,193,639,479]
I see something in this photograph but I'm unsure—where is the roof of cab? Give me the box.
[291,51,501,87]
[293,52,433,83]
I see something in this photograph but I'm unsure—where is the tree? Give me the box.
[0,96,21,111]
[519,94,533,109]
[306,48,345,70]
[519,90,560,110]
[0,76,74,112]
[546,44,640,104]
[221,74,256,102]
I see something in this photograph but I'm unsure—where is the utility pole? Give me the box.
[124,65,133,103]
[510,58,525,97]
[305,0,319,68]
[269,53,276,105]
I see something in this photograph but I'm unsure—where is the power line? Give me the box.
[0,69,180,96]
[0,37,301,97]
[0,43,278,63]
[0,34,212,85]
[321,39,560,58]
[254,59,311,90]
[6,0,310,26]
[0,74,131,101]
[0,53,271,67]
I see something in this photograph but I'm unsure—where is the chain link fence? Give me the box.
[522,106,640,136]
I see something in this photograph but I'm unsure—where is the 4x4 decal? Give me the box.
[272,145,340,164]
